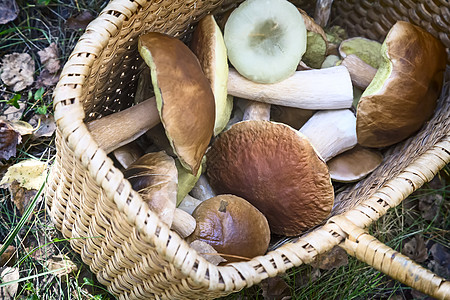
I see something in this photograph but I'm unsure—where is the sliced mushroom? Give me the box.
[227,66,353,109]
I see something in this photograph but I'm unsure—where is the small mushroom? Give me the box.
[187,194,271,262]
[299,109,357,161]
[327,145,383,182]
[206,121,334,236]
[357,21,446,148]
[139,32,215,174]
[270,105,314,130]
[227,66,353,109]
[191,14,233,136]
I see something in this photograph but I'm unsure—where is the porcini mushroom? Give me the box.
[298,8,328,69]
[299,109,357,161]
[206,121,334,236]
[191,14,233,136]
[139,32,215,174]
[356,21,446,148]
[187,194,271,262]
[224,0,307,83]
[227,66,353,109]
[340,54,377,90]
[339,37,382,69]
[328,145,383,182]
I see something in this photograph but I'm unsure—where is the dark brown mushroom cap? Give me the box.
[188,194,270,262]
[356,21,446,148]
[206,120,334,236]
[138,32,215,174]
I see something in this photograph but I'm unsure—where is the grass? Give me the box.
[0,1,449,299]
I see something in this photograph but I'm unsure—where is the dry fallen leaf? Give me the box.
[0,53,35,92]
[29,114,56,138]
[189,240,226,266]
[260,276,291,300]
[401,235,428,263]
[65,10,95,30]
[0,120,21,160]
[9,120,34,136]
[428,242,450,279]
[35,69,60,87]
[37,43,60,74]
[418,193,443,222]
[1,101,26,121]
[310,245,349,270]
[9,180,38,217]
[45,254,78,279]
[0,267,19,300]
[0,0,19,24]
[0,159,47,190]
[0,245,16,267]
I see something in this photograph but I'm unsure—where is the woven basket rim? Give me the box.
[51,0,450,294]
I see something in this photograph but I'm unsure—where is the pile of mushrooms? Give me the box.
[85,0,446,264]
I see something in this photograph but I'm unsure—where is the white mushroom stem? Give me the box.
[299,109,357,161]
[87,97,160,154]
[170,208,197,238]
[178,194,203,215]
[314,0,334,27]
[227,66,353,109]
[243,101,271,121]
[341,54,377,90]
[190,174,216,201]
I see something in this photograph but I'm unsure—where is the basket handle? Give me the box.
[330,215,450,299]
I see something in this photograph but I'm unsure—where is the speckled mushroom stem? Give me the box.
[227,66,353,109]
[341,54,377,90]
[243,101,271,121]
[87,97,160,154]
[299,109,357,161]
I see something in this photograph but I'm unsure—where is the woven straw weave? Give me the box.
[46,0,450,299]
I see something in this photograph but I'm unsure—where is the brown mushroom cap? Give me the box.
[356,21,446,148]
[206,120,334,236]
[124,151,177,226]
[138,32,215,174]
[187,194,270,262]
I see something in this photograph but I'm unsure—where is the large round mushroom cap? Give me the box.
[356,21,446,148]
[188,194,270,262]
[138,32,215,174]
[206,120,334,236]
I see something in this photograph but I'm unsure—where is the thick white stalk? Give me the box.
[227,66,353,109]
[299,109,357,161]
[87,97,160,154]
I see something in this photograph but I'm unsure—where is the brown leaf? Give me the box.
[418,193,443,222]
[2,101,26,121]
[310,245,349,270]
[0,53,35,92]
[65,10,95,30]
[45,254,78,280]
[8,180,38,217]
[0,120,21,160]
[0,267,19,299]
[35,69,60,87]
[427,243,450,279]
[37,43,60,74]
[0,0,19,24]
[401,235,428,263]
[0,245,16,267]
[29,114,56,138]
[260,276,291,300]
[294,267,321,288]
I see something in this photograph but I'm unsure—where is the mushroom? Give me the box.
[224,0,307,84]
[187,194,271,262]
[206,121,334,236]
[86,97,160,154]
[123,151,196,238]
[112,141,144,169]
[298,8,328,69]
[299,109,357,161]
[339,37,382,69]
[270,105,314,130]
[321,54,340,69]
[227,66,353,109]
[139,32,215,174]
[356,21,446,148]
[327,145,383,182]
[190,174,217,201]
[314,0,334,27]
[241,99,271,121]
[191,14,233,136]
[178,194,203,215]
[340,54,377,90]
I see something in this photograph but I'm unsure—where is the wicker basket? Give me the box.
[46,0,450,299]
